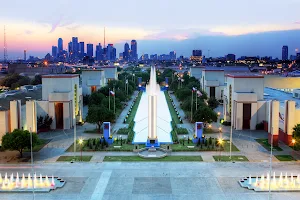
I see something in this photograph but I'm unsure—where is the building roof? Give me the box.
[203,69,224,72]
[101,66,116,69]
[42,74,79,78]
[226,74,264,78]
[81,69,103,72]
[264,87,300,108]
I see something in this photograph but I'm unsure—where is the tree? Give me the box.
[1,129,39,158]
[85,105,115,131]
[175,88,191,101]
[88,92,105,106]
[31,75,42,85]
[208,97,220,109]
[292,124,300,149]
[193,106,218,123]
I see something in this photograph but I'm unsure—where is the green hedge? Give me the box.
[117,128,129,135]
[171,130,178,143]
[177,128,189,135]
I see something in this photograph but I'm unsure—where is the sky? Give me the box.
[1,0,300,59]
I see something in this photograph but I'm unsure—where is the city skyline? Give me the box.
[1,0,300,58]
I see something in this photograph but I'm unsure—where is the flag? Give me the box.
[197,90,202,97]
[192,87,197,92]
[110,91,115,96]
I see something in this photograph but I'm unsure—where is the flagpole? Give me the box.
[114,87,116,114]
[109,88,111,110]
[196,91,198,110]
[191,89,193,122]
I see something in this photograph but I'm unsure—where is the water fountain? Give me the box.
[239,172,300,191]
[0,173,65,193]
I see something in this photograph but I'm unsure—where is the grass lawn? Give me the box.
[56,156,92,162]
[164,91,181,124]
[204,128,219,134]
[255,139,283,151]
[66,141,143,152]
[168,140,239,152]
[103,156,203,162]
[126,92,142,123]
[275,155,296,161]
[213,155,249,162]
[84,129,101,134]
[24,139,51,152]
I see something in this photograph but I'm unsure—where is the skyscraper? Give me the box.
[79,42,85,58]
[131,40,137,61]
[58,38,63,55]
[87,44,94,57]
[95,43,103,61]
[68,41,72,57]
[72,37,79,58]
[282,46,288,60]
[170,51,176,60]
[191,50,203,62]
[123,42,130,61]
[52,46,58,58]
[192,50,202,56]
[106,44,116,61]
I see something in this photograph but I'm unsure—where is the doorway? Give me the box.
[243,103,251,129]
[55,103,63,129]
[91,86,97,93]
[210,87,216,98]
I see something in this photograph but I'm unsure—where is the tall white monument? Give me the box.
[146,66,159,145]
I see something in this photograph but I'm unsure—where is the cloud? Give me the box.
[294,21,300,24]
[66,24,81,31]
[42,15,80,33]
[24,30,33,35]
[146,28,224,40]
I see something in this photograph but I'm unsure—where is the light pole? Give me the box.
[268,127,274,200]
[218,138,223,161]
[120,136,123,146]
[30,127,35,200]
[78,138,83,161]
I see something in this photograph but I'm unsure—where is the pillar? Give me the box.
[63,102,70,129]
[286,101,295,145]
[10,100,21,131]
[26,100,37,133]
[49,102,56,129]
[250,103,257,130]
[268,100,279,146]
[235,102,243,130]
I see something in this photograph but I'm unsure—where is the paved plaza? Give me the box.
[0,162,299,200]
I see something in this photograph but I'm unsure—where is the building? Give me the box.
[79,42,85,58]
[226,54,236,62]
[106,44,116,61]
[95,43,103,61]
[101,66,118,83]
[144,54,149,60]
[68,41,72,56]
[170,51,176,60]
[189,66,205,80]
[123,43,130,61]
[131,40,137,61]
[201,69,225,100]
[191,50,202,62]
[150,54,157,60]
[52,46,58,58]
[81,69,105,95]
[87,44,93,58]
[36,74,83,129]
[58,38,63,55]
[72,37,79,58]
[119,53,123,60]
[282,46,288,60]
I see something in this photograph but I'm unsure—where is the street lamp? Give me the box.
[292,139,296,150]
[78,138,83,161]
[218,138,223,161]
[218,127,222,132]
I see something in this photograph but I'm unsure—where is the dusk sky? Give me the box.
[1,0,300,59]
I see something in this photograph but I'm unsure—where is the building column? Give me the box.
[286,101,295,145]
[250,103,258,130]
[268,100,279,146]
[235,102,243,130]
[26,100,37,133]
[49,102,56,129]
[10,100,21,131]
[63,102,70,129]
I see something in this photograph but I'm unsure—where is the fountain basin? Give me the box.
[0,173,65,193]
[137,147,168,159]
[239,172,300,192]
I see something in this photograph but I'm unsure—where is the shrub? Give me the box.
[256,122,264,130]
[208,137,212,145]
[208,97,219,109]
[171,130,178,143]
[117,128,129,135]
[176,128,188,135]
[222,121,231,126]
